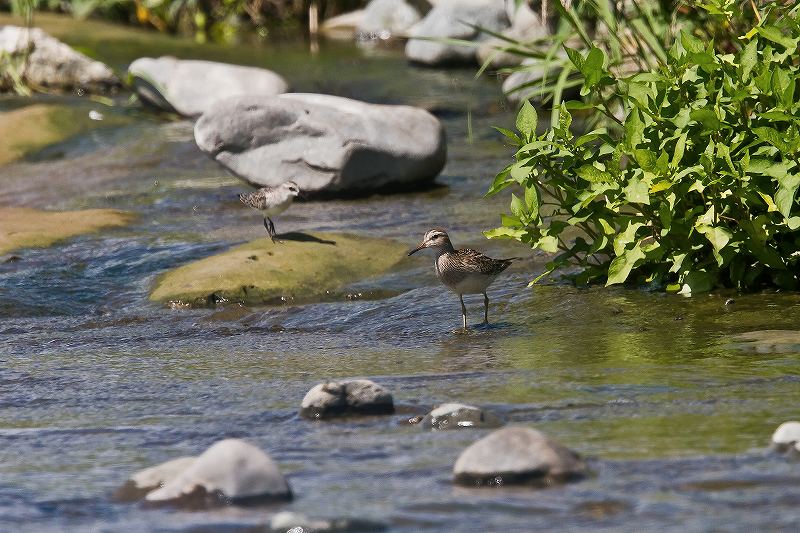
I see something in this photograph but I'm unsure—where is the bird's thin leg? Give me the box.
[266,217,277,243]
[483,292,489,324]
[459,294,467,329]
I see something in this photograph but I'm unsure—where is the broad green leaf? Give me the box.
[677,270,714,295]
[510,193,526,218]
[606,242,646,286]
[624,176,650,204]
[524,185,539,220]
[672,133,687,168]
[756,25,798,50]
[582,46,606,91]
[633,149,658,171]
[484,227,526,239]
[690,108,721,132]
[493,126,522,145]
[625,109,644,149]
[696,224,732,256]
[680,30,704,54]
[515,100,538,140]
[576,164,613,183]
[613,221,645,256]
[753,127,791,153]
[740,38,758,80]
[536,234,559,253]
[775,174,800,218]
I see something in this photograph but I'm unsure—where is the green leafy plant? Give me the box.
[487,2,800,294]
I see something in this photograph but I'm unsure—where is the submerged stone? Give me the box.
[453,426,587,487]
[0,26,120,93]
[300,379,394,419]
[114,456,196,502]
[0,207,134,255]
[145,439,291,507]
[194,93,446,195]
[128,57,289,117]
[149,232,405,306]
[420,403,504,430]
[728,330,800,353]
[269,511,386,532]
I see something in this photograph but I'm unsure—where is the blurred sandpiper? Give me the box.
[408,228,518,329]
[239,181,301,243]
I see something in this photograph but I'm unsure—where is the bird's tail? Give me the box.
[503,257,525,262]
[237,193,247,204]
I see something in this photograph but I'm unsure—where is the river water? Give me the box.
[1,16,800,532]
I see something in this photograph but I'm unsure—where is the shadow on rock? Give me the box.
[278,232,337,245]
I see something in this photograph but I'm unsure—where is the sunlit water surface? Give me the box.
[1,18,800,532]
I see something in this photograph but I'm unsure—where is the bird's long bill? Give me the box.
[407,242,426,256]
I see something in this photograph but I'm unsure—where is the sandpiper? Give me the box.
[408,228,518,329]
[238,181,301,243]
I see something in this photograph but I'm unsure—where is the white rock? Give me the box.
[114,456,196,502]
[128,57,289,117]
[320,10,366,40]
[300,379,394,419]
[405,0,510,66]
[194,93,446,195]
[357,0,422,39]
[772,421,800,452]
[477,2,551,68]
[453,426,587,486]
[145,438,291,504]
[421,402,504,430]
[0,26,119,93]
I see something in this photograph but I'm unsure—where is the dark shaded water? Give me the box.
[2,15,800,532]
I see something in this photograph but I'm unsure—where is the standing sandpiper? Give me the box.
[238,181,301,243]
[408,228,519,329]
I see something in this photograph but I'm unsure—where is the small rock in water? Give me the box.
[357,0,422,40]
[420,403,504,430]
[268,511,386,532]
[128,57,289,117]
[0,26,120,93]
[143,438,291,507]
[114,456,196,502]
[453,426,587,487]
[771,421,800,453]
[405,0,510,66]
[300,379,394,419]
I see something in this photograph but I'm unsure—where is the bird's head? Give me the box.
[282,181,301,197]
[408,228,452,256]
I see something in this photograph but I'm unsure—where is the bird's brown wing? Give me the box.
[452,249,514,276]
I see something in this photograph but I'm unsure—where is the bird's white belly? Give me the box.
[261,197,293,217]
[449,274,495,294]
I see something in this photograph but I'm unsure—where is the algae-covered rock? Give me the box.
[0,207,134,255]
[150,232,404,306]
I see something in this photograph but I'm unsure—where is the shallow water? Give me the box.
[2,17,800,532]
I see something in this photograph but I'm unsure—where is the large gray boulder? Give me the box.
[357,0,423,40]
[300,379,394,419]
[114,456,196,502]
[320,10,366,40]
[0,26,120,93]
[453,426,587,486]
[144,439,291,507]
[194,93,446,195]
[477,2,551,68]
[405,0,510,66]
[420,402,504,430]
[128,57,289,117]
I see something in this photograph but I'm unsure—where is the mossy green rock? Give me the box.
[150,232,405,306]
